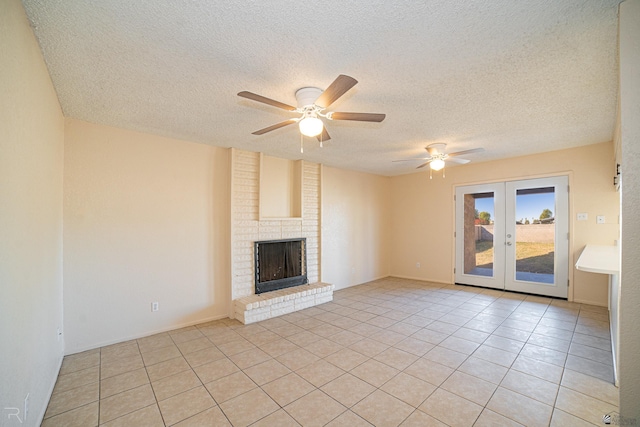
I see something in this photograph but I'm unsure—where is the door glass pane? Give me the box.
[463,192,494,276]
[514,187,555,283]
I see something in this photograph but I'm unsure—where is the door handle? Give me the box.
[506,242,512,246]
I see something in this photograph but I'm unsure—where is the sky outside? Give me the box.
[475,192,555,222]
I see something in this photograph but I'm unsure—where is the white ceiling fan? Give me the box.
[395,143,484,177]
[238,75,385,151]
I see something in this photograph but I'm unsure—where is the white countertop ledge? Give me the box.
[575,245,620,275]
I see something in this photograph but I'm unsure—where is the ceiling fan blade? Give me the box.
[315,75,358,108]
[330,112,386,122]
[251,119,297,135]
[447,148,484,157]
[316,127,331,142]
[417,160,434,169]
[238,91,297,111]
[446,157,471,164]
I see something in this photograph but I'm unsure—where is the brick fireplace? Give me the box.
[230,149,332,323]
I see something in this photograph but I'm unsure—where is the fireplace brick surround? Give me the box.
[230,149,331,323]
[234,282,334,324]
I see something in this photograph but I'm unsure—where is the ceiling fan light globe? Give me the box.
[430,159,445,171]
[299,117,323,137]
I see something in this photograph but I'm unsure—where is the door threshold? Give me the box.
[454,282,568,301]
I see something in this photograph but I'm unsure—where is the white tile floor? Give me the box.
[42,277,619,426]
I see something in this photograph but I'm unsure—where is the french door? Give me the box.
[454,176,569,298]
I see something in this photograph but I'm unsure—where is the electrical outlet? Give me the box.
[597,215,605,224]
[151,302,159,312]
[577,213,588,221]
[416,262,421,269]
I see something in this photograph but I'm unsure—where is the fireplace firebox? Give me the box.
[254,238,307,294]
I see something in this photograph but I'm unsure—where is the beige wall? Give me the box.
[0,0,65,424]
[259,155,302,219]
[322,167,391,290]
[63,119,230,353]
[619,0,640,418]
[390,142,619,306]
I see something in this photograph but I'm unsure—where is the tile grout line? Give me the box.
[139,337,167,427]
[47,279,616,426]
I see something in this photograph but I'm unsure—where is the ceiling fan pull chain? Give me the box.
[300,133,304,154]
[430,168,433,180]
[443,165,445,178]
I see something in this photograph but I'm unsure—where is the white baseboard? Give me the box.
[572,298,608,308]
[65,313,229,356]
[330,274,391,291]
[388,275,451,285]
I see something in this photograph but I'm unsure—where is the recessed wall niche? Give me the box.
[259,154,302,220]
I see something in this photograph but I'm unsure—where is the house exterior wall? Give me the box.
[464,195,477,273]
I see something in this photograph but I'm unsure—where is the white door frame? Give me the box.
[504,176,569,298]
[454,176,569,299]
[454,182,506,290]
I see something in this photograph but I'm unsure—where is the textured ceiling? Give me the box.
[21,0,621,176]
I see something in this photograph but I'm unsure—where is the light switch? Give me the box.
[577,213,588,221]
[597,215,605,224]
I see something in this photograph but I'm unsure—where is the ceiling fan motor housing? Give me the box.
[295,87,323,109]
[427,143,447,155]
